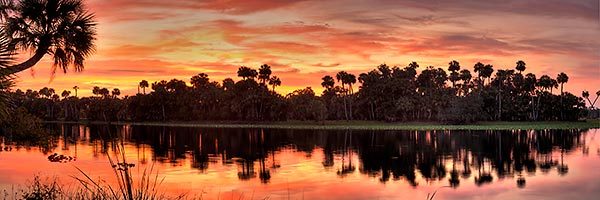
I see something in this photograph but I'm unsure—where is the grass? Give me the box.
[45,120,600,131]
[9,139,182,200]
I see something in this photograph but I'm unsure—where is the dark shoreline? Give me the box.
[43,120,600,130]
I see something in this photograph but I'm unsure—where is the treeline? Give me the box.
[8,61,596,124]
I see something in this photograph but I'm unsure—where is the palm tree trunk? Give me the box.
[2,48,47,75]
[560,84,564,120]
[343,95,348,120]
[2,38,50,75]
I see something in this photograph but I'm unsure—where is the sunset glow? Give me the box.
[11,0,600,97]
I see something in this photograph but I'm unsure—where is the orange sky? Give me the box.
[10,0,600,97]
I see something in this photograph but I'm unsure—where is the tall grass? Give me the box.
[14,139,185,200]
[71,140,180,200]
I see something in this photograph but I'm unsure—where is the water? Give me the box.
[1,125,599,200]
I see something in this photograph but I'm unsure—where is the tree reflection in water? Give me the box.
[21,125,591,189]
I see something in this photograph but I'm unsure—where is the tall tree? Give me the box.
[258,64,272,85]
[60,90,70,99]
[557,73,569,95]
[72,86,79,97]
[448,60,461,89]
[268,76,281,92]
[92,86,100,97]
[190,73,209,89]
[112,88,121,98]
[482,64,494,85]
[321,75,335,89]
[1,0,97,75]
[515,60,526,74]
[459,69,472,95]
[237,66,258,80]
[139,80,149,94]
[557,72,569,120]
[473,62,485,88]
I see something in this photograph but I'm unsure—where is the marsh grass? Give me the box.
[14,138,185,200]
[71,139,182,200]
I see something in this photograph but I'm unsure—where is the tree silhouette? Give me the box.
[92,86,100,97]
[5,60,589,123]
[336,71,356,120]
[190,73,209,89]
[582,90,600,109]
[99,88,109,98]
[448,60,461,89]
[321,75,335,89]
[482,64,494,85]
[139,80,149,94]
[112,88,121,98]
[72,86,79,97]
[60,90,70,99]
[1,0,97,75]
[474,62,485,87]
[258,64,272,85]
[516,60,526,74]
[459,69,472,95]
[237,66,257,80]
[268,76,281,91]
[557,72,569,120]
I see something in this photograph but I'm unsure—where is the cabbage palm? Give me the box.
[1,0,97,75]
[0,30,14,120]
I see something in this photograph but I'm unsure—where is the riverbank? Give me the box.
[44,120,600,130]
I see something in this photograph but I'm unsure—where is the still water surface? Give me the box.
[1,125,599,199]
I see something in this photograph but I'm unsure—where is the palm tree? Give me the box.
[237,66,257,80]
[516,60,526,74]
[550,78,558,94]
[0,31,14,120]
[537,75,553,92]
[321,75,335,89]
[448,60,461,89]
[99,88,109,98]
[557,73,569,95]
[268,76,281,91]
[557,72,569,120]
[344,73,357,94]
[1,0,97,75]
[258,64,272,85]
[190,73,209,89]
[448,60,461,72]
[139,80,149,94]
[112,88,121,98]
[582,91,591,107]
[595,90,600,108]
[583,90,600,109]
[61,90,70,99]
[459,69,472,95]
[473,62,485,87]
[335,71,348,120]
[336,71,356,120]
[92,86,100,97]
[482,64,494,85]
[72,86,79,97]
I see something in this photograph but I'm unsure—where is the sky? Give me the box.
[10,0,600,97]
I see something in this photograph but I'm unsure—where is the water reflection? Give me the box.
[3,125,591,190]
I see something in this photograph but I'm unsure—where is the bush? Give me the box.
[438,95,486,124]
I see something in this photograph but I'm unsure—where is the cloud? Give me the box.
[198,0,307,14]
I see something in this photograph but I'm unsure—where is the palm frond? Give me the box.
[0,29,15,120]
